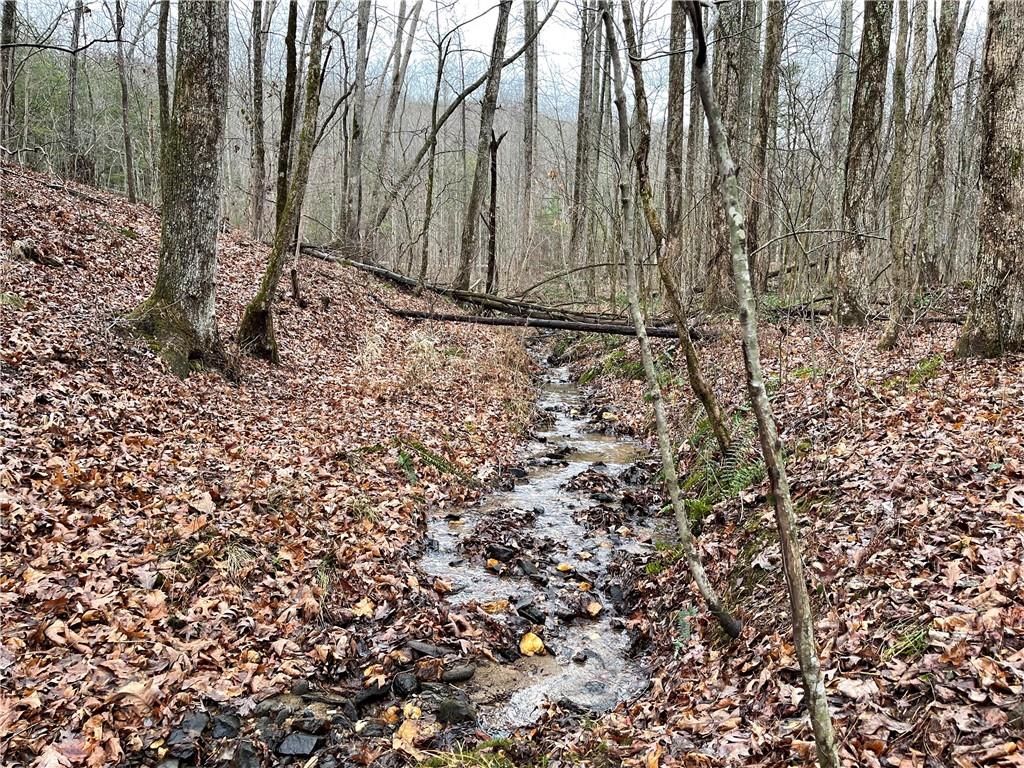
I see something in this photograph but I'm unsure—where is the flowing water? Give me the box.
[420,366,663,733]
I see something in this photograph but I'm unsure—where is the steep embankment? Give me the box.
[0,164,533,765]
[538,327,1024,766]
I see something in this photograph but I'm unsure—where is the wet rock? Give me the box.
[277,732,319,757]
[609,617,626,631]
[508,466,528,478]
[392,672,420,697]
[437,694,476,724]
[515,597,547,625]
[485,543,517,562]
[516,558,548,586]
[407,639,449,657]
[166,710,209,759]
[441,664,475,683]
[255,693,305,717]
[294,706,330,734]
[572,650,588,664]
[156,760,179,768]
[231,739,261,768]
[212,713,241,739]
[353,679,390,707]
[592,492,616,503]
[290,679,312,696]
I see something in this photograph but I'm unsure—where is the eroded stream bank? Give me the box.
[419,364,668,733]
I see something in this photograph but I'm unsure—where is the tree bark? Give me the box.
[879,1,911,350]
[65,0,84,180]
[132,0,230,375]
[0,1,17,156]
[835,0,892,325]
[663,0,686,272]
[485,130,507,295]
[521,0,538,258]
[917,0,961,286]
[746,0,785,282]
[249,0,267,239]
[346,0,370,246]
[955,4,1024,357]
[113,0,137,202]
[568,1,597,275]
[239,0,327,363]
[454,0,512,291]
[688,4,839,764]
[605,0,740,639]
[275,0,298,234]
[156,0,169,138]
[418,39,449,290]
[826,0,854,270]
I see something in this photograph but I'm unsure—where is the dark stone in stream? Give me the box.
[593,492,616,502]
[516,558,548,585]
[276,732,319,757]
[212,713,241,739]
[407,640,449,657]
[392,672,420,697]
[166,710,209,759]
[437,694,477,724]
[572,650,588,664]
[353,680,390,707]
[231,740,261,768]
[509,466,528,478]
[294,707,330,734]
[486,543,517,562]
[441,664,475,683]
[517,602,546,625]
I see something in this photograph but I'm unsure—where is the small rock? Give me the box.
[294,706,330,734]
[407,639,448,657]
[165,730,197,760]
[441,664,475,683]
[231,740,261,768]
[290,680,312,696]
[486,543,517,562]
[179,710,210,737]
[508,466,528,478]
[516,600,546,625]
[437,695,476,724]
[212,714,241,739]
[353,680,390,707]
[255,693,304,717]
[156,760,179,768]
[277,732,319,757]
[572,650,588,664]
[392,672,420,697]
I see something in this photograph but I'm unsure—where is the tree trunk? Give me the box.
[604,0,741,640]
[879,1,912,350]
[746,0,785,282]
[521,0,538,258]
[65,0,83,180]
[113,0,137,202]
[347,0,370,246]
[0,0,16,156]
[132,0,230,375]
[955,4,1024,357]
[620,0,731,457]
[454,0,512,291]
[249,0,267,239]
[238,0,327,363]
[704,0,743,311]
[663,0,686,275]
[156,0,170,143]
[688,4,840,764]
[485,130,506,295]
[418,40,449,290]
[917,0,961,286]
[568,1,597,275]
[835,0,892,325]
[826,0,854,274]
[275,0,298,234]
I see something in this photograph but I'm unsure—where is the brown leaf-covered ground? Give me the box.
[0,164,534,766]
[532,325,1024,766]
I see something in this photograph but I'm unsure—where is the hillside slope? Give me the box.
[0,164,532,766]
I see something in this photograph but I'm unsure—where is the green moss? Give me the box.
[0,292,26,309]
[881,620,929,662]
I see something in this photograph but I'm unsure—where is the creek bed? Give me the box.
[421,366,665,733]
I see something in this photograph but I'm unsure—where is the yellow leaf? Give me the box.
[393,718,425,759]
[382,706,400,725]
[578,551,592,560]
[481,599,510,614]
[578,582,592,591]
[486,558,501,571]
[585,600,603,617]
[351,597,375,618]
[402,702,421,720]
[519,632,545,656]
[556,563,573,573]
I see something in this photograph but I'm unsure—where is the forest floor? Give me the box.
[2,163,1023,768]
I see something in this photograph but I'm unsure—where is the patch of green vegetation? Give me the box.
[683,410,766,514]
[908,353,943,386]
[792,364,824,380]
[0,292,26,309]
[119,226,139,240]
[398,450,418,483]
[881,620,929,662]
[422,739,542,768]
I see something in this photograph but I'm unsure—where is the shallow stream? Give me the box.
[420,366,664,733]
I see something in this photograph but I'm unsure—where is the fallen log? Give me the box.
[383,306,715,341]
[301,244,635,325]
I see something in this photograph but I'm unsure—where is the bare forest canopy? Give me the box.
[0,0,1005,322]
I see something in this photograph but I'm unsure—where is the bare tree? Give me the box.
[249,0,267,239]
[453,0,512,291]
[275,0,298,233]
[239,0,328,362]
[835,0,892,325]
[112,0,136,202]
[346,0,370,245]
[568,1,597,274]
[604,0,741,640]
[956,3,1024,357]
[131,0,230,374]
[65,0,83,179]
[688,3,840,764]
[521,0,538,256]
[0,1,16,155]
[485,129,507,295]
